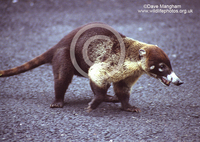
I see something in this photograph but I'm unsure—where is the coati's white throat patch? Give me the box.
[88,61,143,88]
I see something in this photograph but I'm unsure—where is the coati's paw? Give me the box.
[104,95,119,103]
[86,106,93,113]
[50,100,64,108]
[122,106,141,112]
[86,100,96,113]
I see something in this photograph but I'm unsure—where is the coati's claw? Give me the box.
[122,106,141,112]
[86,106,93,113]
[50,100,64,108]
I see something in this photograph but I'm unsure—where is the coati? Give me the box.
[0,22,183,112]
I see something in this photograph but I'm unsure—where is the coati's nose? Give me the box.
[174,79,184,86]
[167,72,183,86]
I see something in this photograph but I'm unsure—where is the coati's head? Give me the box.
[138,45,183,86]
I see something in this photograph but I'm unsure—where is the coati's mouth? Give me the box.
[149,73,171,86]
[159,76,171,86]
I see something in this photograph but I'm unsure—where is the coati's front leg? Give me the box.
[113,80,141,112]
[50,48,74,108]
[87,80,110,112]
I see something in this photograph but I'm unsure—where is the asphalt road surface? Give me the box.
[0,0,199,141]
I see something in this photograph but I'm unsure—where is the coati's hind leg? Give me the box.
[50,48,74,108]
[113,81,141,112]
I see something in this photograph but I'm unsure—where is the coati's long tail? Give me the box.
[0,48,54,77]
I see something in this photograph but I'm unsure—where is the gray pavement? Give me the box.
[0,0,199,141]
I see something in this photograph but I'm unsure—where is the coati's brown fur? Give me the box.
[0,22,183,112]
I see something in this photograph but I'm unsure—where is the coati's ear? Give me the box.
[139,49,146,57]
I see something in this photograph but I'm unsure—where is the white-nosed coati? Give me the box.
[0,22,183,112]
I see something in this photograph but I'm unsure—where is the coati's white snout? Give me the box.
[167,72,183,86]
[158,72,183,86]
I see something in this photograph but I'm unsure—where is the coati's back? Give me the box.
[77,25,148,67]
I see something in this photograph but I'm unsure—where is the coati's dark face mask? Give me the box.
[139,46,183,86]
[148,62,183,86]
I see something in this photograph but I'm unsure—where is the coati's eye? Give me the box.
[158,63,165,72]
[160,64,165,69]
